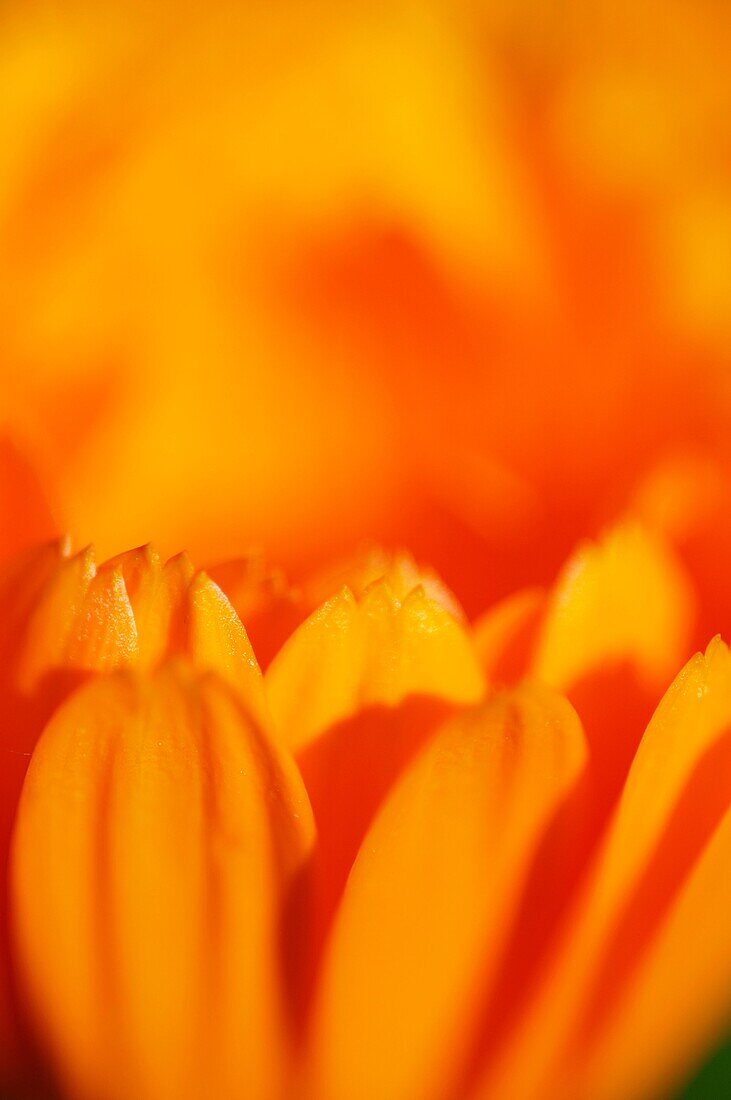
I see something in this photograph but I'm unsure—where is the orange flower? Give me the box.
[0,516,729,1100]
[2,3,731,1099]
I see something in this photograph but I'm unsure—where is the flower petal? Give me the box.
[536,522,695,825]
[65,566,138,671]
[309,682,586,1100]
[266,580,484,754]
[11,663,314,1100]
[533,521,693,693]
[480,637,731,1100]
[15,546,96,693]
[266,579,484,936]
[185,570,268,726]
[576,805,731,1100]
[139,551,195,666]
[473,586,545,685]
[207,553,303,669]
[0,540,67,1082]
[303,546,466,623]
[98,545,162,656]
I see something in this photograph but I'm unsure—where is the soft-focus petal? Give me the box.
[185,570,268,726]
[207,554,303,670]
[577,806,731,1100]
[309,682,586,1100]
[0,438,56,562]
[266,580,483,753]
[480,636,731,1100]
[0,540,67,1082]
[138,550,195,666]
[473,587,545,685]
[65,565,138,671]
[477,522,695,831]
[265,578,485,929]
[302,546,466,624]
[14,545,95,693]
[11,663,314,1100]
[532,522,693,693]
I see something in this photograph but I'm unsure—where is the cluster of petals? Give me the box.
[0,506,729,1100]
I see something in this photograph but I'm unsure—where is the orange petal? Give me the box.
[266,587,363,753]
[65,566,138,672]
[577,806,731,1100]
[532,521,695,822]
[266,580,484,754]
[480,637,731,1100]
[303,545,466,623]
[139,551,195,667]
[0,540,67,1082]
[309,682,586,1100]
[533,521,693,693]
[185,571,268,727]
[98,545,162,653]
[266,579,484,935]
[0,540,66,683]
[14,546,96,694]
[11,663,314,1100]
[298,695,455,942]
[473,586,545,685]
[207,554,303,670]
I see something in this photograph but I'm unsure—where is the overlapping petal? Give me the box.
[11,663,314,1100]
[265,573,484,934]
[479,638,731,1100]
[308,682,586,1100]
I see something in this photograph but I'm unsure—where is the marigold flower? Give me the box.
[0,512,728,1100]
[2,3,731,1099]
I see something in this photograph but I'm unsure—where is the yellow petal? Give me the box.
[138,550,195,667]
[309,682,586,1100]
[480,637,731,1100]
[578,805,731,1100]
[65,565,138,671]
[266,580,484,754]
[303,545,466,623]
[265,587,365,753]
[207,553,302,669]
[532,521,693,693]
[98,544,162,658]
[11,663,314,1100]
[529,522,696,827]
[185,570,268,726]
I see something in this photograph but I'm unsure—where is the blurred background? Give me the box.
[2,0,731,624]
[2,2,731,1096]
